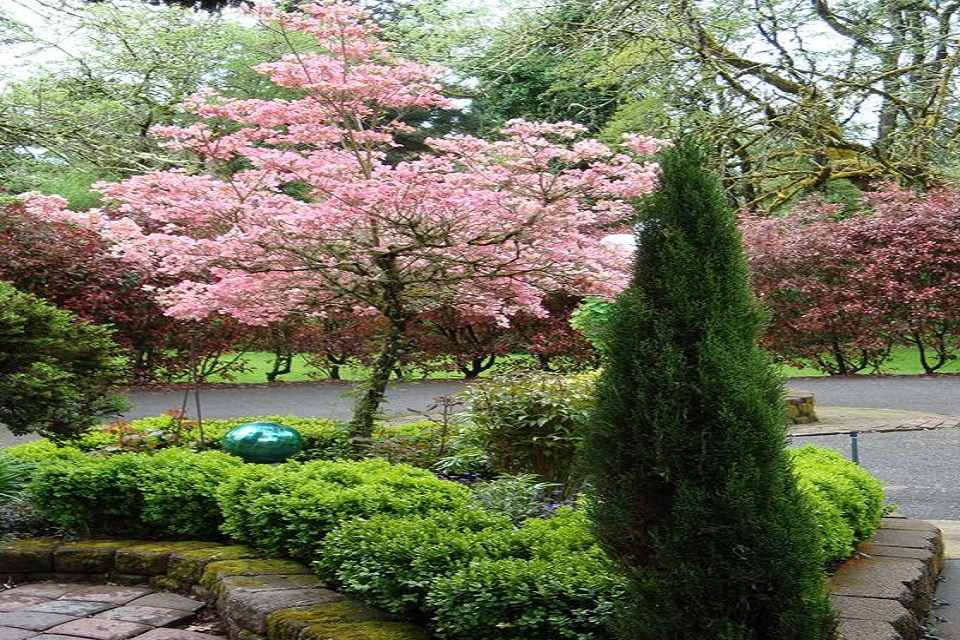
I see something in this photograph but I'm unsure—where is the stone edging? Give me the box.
[0,515,944,640]
[0,539,428,640]
[828,514,944,640]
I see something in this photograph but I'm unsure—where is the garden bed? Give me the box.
[0,514,944,640]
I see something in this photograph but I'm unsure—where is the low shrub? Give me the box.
[511,506,602,559]
[315,509,520,620]
[217,458,471,563]
[468,474,570,522]
[368,420,465,468]
[789,445,886,562]
[316,501,619,638]
[74,414,348,459]
[0,452,35,504]
[4,440,87,463]
[466,372,597,491]
[26,449,243,538]
[426,554,625,640]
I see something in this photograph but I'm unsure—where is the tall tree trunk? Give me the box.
[348,254,411,441]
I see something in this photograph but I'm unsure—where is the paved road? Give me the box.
[788,376,960,520]
[118,379,475,422]
[4,375,960,519]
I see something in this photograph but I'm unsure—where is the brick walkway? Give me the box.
[0,583,222,640]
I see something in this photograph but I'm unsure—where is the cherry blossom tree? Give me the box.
[24,1,663,439]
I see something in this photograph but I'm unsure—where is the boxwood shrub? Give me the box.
[426,554,625,640]
[316,504,624,639]
[26,449,243,539]
[789,444,885,563]
[216,458,471,563]
[314,508,521,620]
[71,415,348,459]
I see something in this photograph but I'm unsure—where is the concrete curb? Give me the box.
[0,518,944,640]
[828,514,944,640]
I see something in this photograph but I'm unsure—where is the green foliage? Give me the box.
[317,500,623,638]
[790,445,885,563]
[0,282,130,441]
[369,420,463,468]
[72,414,347,458]
[26,449,242,538]
[315,509,519,620]
[2,440,87,463]
[0,453,35,505]
[216,458,471,563]
[426,554,625,640]
[468,474,566,523]
[569,297,616,350]
[580,141,836,639]
[466,371,598,490]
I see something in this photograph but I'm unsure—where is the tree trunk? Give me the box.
[348,254,411,441]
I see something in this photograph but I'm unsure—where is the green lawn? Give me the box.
[202,345,960,384]
[780,344,960,378]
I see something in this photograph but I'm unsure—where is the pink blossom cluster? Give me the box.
[22,0,666,328]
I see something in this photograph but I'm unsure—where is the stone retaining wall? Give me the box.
[0,515,944,640]
[0,539,427,640]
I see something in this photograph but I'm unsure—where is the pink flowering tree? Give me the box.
[24,1,664,439]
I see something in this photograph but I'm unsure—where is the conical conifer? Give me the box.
[580,140,837,640]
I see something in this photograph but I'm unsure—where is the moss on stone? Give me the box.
[200,559,310,593]
[116,541,222,575]
[209,572,321,600]
[270,602,429,640]
[300,620,431,640]
[148,575,190,593]
[167,545,260,583]
[0,539,58,572]
[54,540,147,573]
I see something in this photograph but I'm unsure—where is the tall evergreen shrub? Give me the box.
[580,141,837,640]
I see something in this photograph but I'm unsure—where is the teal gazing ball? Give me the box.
[222,421,304,463]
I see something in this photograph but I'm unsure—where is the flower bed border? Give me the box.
[0,514,943,640]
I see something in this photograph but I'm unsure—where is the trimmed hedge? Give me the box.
[216,458,471,563]
[314,509,520,620]
[26,448,243,539]
[72,415,348,459]
[789,445,885,562]
[317,506,625,639]
[427,554,624,640]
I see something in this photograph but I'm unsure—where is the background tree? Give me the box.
[0,197,252,383]
[465,0,620,134]
[580,141,836,639]
[475,0,960,210]
[741,201,894,374]
[742,185,960,374]
[25,1,664,439]
[0,281,129,441]
[0,2,322,206]
[1,0,484,207]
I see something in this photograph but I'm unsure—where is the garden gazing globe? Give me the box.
[221,421,303,463]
